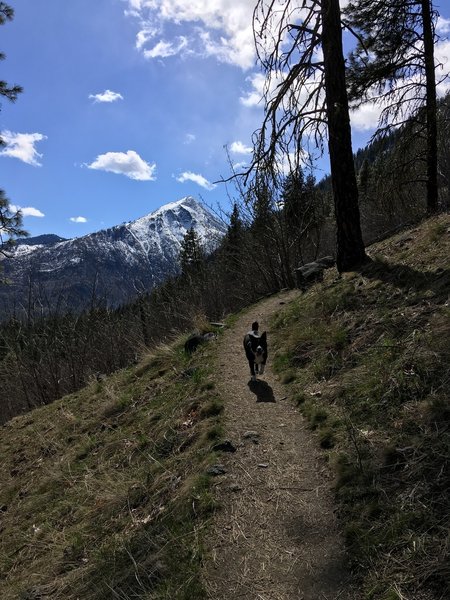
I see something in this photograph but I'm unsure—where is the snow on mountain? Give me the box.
[0,196,226,318]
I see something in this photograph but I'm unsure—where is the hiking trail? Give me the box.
[204,289,360,600]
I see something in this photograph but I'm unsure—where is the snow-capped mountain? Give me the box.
[0,196,226,318]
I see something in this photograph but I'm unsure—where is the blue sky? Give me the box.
[1,0,449,239]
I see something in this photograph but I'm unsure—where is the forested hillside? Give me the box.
[0,214,448,600]
[2,88,450,423]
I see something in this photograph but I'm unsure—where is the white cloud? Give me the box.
[436,39,450,96]
[239,69,286,109]
[70,216,88,223]
[184,133,196,144]
[126,0,256,69]
[240,73,265,107]
[10,204,45,218]
[143,36,188,59]
[0,131,46,166]
[128,0,143,9]
[350,103,383,132]
[230,140,252,154]
[89,89,124,103]
[87,150,157,180]
[176,171,216,190]
[136,26,159,50]
[437,16,450,35]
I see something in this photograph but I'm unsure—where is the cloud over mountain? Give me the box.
[176,171,216,190]
[87,150,156,181]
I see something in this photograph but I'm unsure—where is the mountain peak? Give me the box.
[149,196,206,219]
[1,196,226,317]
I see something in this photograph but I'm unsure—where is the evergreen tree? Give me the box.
[179,227,204,276]
[0,3,26,261]
[250,175,273,233]
[345,0,440,214]
[282,169,306,233]
[227,203,244,245]
[281,169,320,232]
[0,3,22,113]
[222,202,245,269]
[437,93,450,208]
[358,158,371,195]
[0,189,27,258]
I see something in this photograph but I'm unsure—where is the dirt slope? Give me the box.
[204,290,360,600]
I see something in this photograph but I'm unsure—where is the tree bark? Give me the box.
[421,0,438,214]
[321,0,367,272]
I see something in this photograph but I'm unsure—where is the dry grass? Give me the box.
[1,214,449,600]
[270,214,450,600]
[0,336,223,599]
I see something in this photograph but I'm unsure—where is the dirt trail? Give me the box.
[204,290,359,600]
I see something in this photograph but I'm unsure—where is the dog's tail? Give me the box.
[252,321,259,332]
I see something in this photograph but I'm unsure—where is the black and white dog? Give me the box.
[243,321,268,380]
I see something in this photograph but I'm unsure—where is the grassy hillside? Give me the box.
[270,214,450,600]
[0,339,224,599]
[0,214,448,600]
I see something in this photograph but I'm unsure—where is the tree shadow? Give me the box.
[247,379,276,403]
[359,258,450,298]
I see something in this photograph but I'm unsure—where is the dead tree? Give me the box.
[252,0,367,272]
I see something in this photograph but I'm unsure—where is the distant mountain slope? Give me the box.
[0,196,225,317]
[16,234,67,247]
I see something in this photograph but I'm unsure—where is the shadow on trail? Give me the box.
[248,379,276,403]
[359,258,450,297]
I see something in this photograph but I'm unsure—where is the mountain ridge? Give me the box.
[0,196,226,317]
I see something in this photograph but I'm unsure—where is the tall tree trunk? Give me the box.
[421,0,438,214]
[321,0,367,272]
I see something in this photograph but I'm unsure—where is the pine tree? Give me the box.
[179,227,204,276]
[0,3,23,112]
[222,202,245,269]
[0,189,27,258]
[345,0,439,214]
[0,3,26,262]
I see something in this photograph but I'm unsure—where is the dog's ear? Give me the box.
[260,331,267,342]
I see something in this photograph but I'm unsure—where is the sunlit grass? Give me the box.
[0,337,222,599]
[270,214,450,599]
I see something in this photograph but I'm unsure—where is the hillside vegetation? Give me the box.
[0,214,448,600]
[271,214,450,599]
[0,338,224,599]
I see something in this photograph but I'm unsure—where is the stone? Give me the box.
[295,256,335,291]
[207,464,227,476]
[243,430,260,440]
[212,440,237,453]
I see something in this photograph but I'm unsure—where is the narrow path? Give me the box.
[204,290,359,600]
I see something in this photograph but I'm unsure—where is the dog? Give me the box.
[243,321,268,380]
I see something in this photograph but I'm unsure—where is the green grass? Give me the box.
[270,214,450,600]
